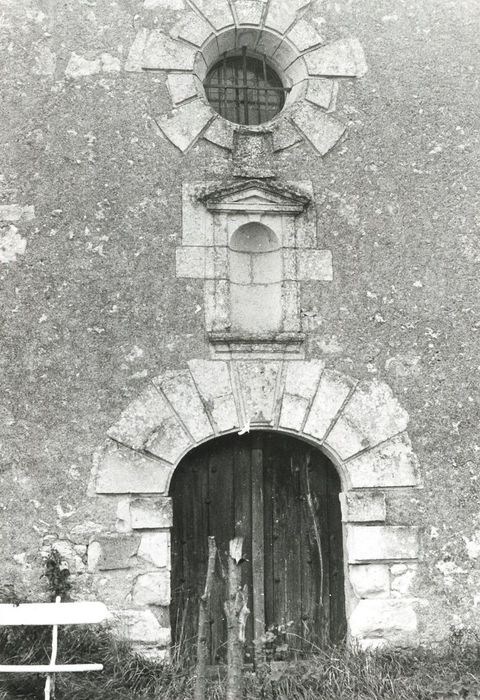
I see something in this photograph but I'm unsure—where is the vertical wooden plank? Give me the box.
[282,438,303,655]
[234,435,253,661]
[270,435,289,659]
[251,433,266,662]
[306,449,332,647]
[263,434,274,636]
[208,438,234,664]
[327,464,346,643]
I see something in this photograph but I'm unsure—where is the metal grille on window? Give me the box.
[204,48,288,126]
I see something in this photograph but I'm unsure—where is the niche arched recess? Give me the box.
[229,222,282,334]
[93,358,422,651]
[125,0,368,154]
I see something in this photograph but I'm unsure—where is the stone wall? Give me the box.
[0,0,479,654]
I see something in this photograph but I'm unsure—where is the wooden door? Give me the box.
[170,432,345,664]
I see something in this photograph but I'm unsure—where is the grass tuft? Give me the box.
[1,624,480,699]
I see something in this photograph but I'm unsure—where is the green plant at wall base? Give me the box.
[42,548,72,602]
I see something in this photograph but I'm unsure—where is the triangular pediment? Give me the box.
[199,179,311,214]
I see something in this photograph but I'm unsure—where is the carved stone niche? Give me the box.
[176,178,333,358]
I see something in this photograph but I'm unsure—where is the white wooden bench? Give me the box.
[0,596,110,699]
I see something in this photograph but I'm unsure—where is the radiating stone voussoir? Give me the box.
[292,102,345,156]
[95,442,172,494]
[191,0,234,30]
[279,359,324,431]
[345,433,420,488]
[327,379,410,460]
[232,0,265,26]
[153,369,214,442]
[303,369,356,442]
[188,359,240,432]
[143,30,197,71]
[305,37,367,77]
[107,384,172,451]
[156,100,214,152]
[265,0,310,35]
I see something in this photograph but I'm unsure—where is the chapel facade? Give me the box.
[1,0,479,659]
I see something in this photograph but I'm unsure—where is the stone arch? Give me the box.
[93,359,421,652]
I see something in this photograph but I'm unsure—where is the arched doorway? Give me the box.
[170,431,346,664]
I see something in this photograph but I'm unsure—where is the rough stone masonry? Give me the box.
[0,0,479,658]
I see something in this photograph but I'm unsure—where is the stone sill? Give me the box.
[208,331,305,358]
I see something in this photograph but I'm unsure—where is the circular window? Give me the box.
[204,49,287,126]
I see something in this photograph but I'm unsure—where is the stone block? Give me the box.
[288,18,323,52]
[114,609,170,645]
[176,246,228,279]
[265,0,307,34]
[157,100,214,153]
[297,249,333,280]
[345,433,419,488]
[125,29,148,72]
[191,0,234,30]
[282,281,301,332]
[101,53,121,72]
[304,369,355,442]
[349,564,390,599]
[279,395,308,432]
[133,571,170,606]
[49,540,86,574]
[232,0,265,25]
[272,119,303,152]
[65,52,100,78]
[182,182,213,247]
[391,563,417,598]
[306,78,336,109]
[107,384,172,451]
[284,360,325,398]
[95,442,172,494]
[170,12,212,47]
[349,600,418,645]
[138,532,170,568]
[116,498,132,533]
[0,226,26,262]
[271,38,299,72]
[167,73,199,105]
[283,249,297,280]
[155,370,214,442]
[188,359,239,432]
[143,31,197,70]
[279,360,324,431]
[327,380,410,460]
[340,492,386,523]
[293,103,345,156]
[130,497,173,529]
[305,38,367,77]
[89,535,140,571]
[295,209,317,248]
[347,525,419,563]
[235,361,281,425]
[33,46,57,77]
[175,246,206,279]
[204,279,230,332]
[0,204,34,221]
[203,117,236,151]
[231,282,282,334]
[145,412,192,464]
